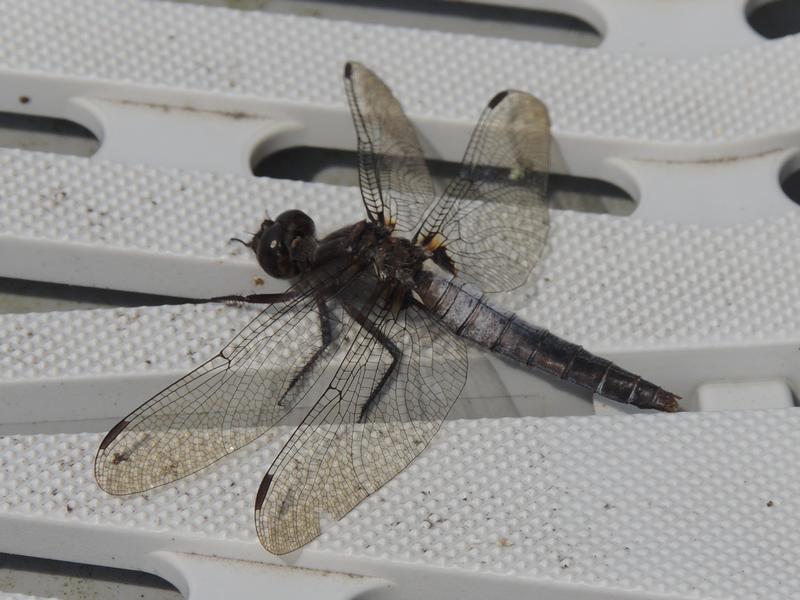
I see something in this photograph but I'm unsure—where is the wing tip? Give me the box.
[95,419,133,494]
[94,478,124,496]
[344,62,353,79]
[254,473,317,555]
[93,465,135,496]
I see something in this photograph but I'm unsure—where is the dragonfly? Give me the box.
[95,62,681,555]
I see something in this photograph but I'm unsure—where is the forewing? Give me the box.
[95,270,350,495]
[254,292,468,554]
[416,91,551,293]
[344,61,436,233]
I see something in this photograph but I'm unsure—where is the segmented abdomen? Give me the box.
[415,272,679,412]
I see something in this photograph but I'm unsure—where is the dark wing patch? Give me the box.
[344,61,436,233]
[415,91,551,293]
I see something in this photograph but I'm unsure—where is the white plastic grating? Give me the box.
[0,0,796,147]
[2,149,800,352]
[1,0,800,598]
[3,410,800,599]
[0,149,359,260]
[0,303,260,381]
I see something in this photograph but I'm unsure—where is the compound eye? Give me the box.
[276,210,315,238]
[256,223,298,278]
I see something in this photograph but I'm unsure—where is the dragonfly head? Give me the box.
[249,210,318,278]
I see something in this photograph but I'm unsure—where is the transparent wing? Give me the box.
[94,266,357,495]
[416,90,551,293]
[254,281,468,554]
[344,61,436,233]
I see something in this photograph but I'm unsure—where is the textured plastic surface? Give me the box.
[4,411,800,599]
[0,303,260,382]
[1,0,800,598]
[1,149,799,347]
[0,149,355,296]
[3,149,800,429]
[0,0,799,159]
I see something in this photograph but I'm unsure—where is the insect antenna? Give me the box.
[229,236,252,248]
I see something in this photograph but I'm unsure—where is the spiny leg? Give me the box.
[343,302,401,423]
[280,298,334,405]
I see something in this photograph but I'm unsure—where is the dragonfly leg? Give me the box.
[342,302,401,423]
[279,299,334,405]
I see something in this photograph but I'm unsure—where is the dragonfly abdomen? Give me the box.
[416,272,679,413]
[500,324,680,412]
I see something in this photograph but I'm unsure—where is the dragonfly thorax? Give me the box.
[374,235,428,286]
[346,221,427,286]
